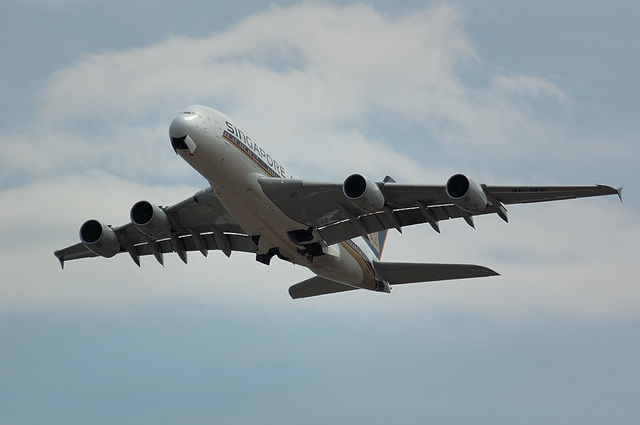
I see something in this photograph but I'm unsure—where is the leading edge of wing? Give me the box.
[374,262,499,285]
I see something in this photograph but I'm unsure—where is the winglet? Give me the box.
[617,187,623,203]
[54,251,65,270]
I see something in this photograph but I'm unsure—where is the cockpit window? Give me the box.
[181,111,201,120]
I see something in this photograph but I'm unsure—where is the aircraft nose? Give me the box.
[169,113,198,154]
[169,113,191,139]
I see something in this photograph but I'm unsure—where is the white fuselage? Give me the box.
[168,105,384,291]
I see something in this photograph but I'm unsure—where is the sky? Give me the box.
[1,1,639,423]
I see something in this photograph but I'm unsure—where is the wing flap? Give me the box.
[289,276,359,299]
[133,233,257,256]
[317,205,491,245]
[374,262,499,285]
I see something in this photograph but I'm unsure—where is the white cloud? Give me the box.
[492,74,568,103]
[2,1,596,184]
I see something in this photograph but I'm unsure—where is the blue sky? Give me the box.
[1,1,639,424]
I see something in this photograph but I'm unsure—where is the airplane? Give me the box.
[54,105,622,299]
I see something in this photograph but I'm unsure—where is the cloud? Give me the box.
[492,74,568,103]
[0,2,636,320]
[3,1,591,184]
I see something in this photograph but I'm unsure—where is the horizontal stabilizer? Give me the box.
[374,262,499,285]
[289,276,358,299]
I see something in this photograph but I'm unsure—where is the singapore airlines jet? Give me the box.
[55,106,622,299]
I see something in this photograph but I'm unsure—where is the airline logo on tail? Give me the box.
[363,175,395,260]
[365,229,388,261]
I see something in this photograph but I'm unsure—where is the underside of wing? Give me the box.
[54,186,255,267]
[259,176,620,246]
[257,179,354,228]
[374,262,499,285]
[288,276,359,299]
[54,243,98,267]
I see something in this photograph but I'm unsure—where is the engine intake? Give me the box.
[130,200,172,239]
[445,174,488,214]
[343,174,385,213]
[80,219,120,258]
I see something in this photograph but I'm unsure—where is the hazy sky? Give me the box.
[1,1,639,424]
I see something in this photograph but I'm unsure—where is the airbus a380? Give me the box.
[55,105,622,299]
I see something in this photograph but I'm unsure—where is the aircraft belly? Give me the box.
[182,134,312,263]
[180,129,382,285]
[308,242,381,290]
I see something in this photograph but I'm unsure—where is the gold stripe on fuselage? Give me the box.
[341,240,377,290]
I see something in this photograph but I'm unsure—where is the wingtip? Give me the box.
[597,184,623,202]
[288,287,299,300]
[54,251,65,270]
[482,266,500,277]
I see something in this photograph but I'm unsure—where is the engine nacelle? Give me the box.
[79,219,120,258]
[130,200,172,239]
[343,174,385,213]
[445,174,488,214]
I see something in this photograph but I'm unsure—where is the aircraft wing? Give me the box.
[259,177,621,245]
[54,187,256,268]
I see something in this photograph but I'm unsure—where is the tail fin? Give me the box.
[365,230,388,261]
[363,175,395,260]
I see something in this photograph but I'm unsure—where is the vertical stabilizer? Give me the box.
[364,230,388,260]
[363,175,395,260]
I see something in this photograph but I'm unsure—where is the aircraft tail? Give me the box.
[364,229,388,261]
[363,175,396,260]
[288,263,499,299]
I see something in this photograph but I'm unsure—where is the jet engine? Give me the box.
[343,174,385,213]
[130,200,172,239]
[445,174,488,213]
[79,219,120,258]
